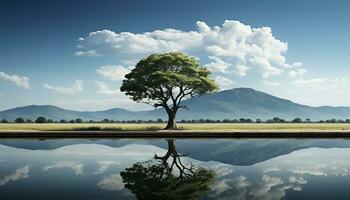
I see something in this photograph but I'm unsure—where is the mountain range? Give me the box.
[1,87,350,121]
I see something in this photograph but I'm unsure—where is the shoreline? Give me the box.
[2,130,350,138]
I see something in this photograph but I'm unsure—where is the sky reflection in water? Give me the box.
[1,139,350,199]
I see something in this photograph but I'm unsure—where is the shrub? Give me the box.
[35,117,47,123]
[15,117,25,123]
[292,118,302,123]
[101,119,109,123]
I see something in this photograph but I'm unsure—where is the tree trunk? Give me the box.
[166,139,176,153]
[165,112,177,130]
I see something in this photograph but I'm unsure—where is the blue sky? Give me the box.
[1,0,350,111]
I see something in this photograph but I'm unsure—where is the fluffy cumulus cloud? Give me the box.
[76,20,302,80]
[0,71,30,89]
[288,62,307,78]
[75,49,100,57]
[263,80,280,87]
[95,81,119,95]
[215,76,234,89]
[234,65,250,77]
[44,80,84,94]
[97,65,130,81]
[290,78,328,90]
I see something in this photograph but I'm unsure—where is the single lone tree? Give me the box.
[120,52,218,129]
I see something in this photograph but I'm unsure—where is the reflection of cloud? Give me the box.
[43,161,83,175]
[234,175,251,189]
[289,176,307,184]
[262,167,281,173]
[268,148,350,177]
[209,173,303,200]
[211,179,232,195]
[97,174,124,191]
[212,164,235,177]
[0,165,30,186]
[95,161,120,174]
[250,175,284,200]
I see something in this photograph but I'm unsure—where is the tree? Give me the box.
[35,117,47,123]
[47,119,54,123]
[15,117,25,123]
[26,119,33,123]
[273,117,281,123]
[75,118,83,123]
[120,52,218,129]
[120,139,214,200]
[292,118,302,123]
[101,119,109,123]
[1,119,8,123]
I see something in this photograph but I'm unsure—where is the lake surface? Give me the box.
[1,138,350,199]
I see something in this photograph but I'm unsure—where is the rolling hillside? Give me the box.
[1,88,350,121]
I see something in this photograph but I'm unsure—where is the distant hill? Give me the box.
[1,87,350,120]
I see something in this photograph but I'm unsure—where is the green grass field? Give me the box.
[1,123,350,132]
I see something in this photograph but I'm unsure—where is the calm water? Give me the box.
[1,138,350,199]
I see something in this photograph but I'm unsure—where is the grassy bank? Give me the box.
[1,123,350,132]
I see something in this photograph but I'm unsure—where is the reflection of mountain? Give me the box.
[2,139,350,166]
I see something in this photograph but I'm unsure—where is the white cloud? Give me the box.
[44,80,84,94]
[288,62,307,77]
[43,161,84,175]
[75,50,100,57]
[289,68,307,77]
[215,76,234,89]
[263,80,280,87]
[249,57,282,78]
[76,20,298,79]
[97,65,129,81]
[95,81,119,95]
[0,71,30,89]
[290,78,327,90]
[234,65,250,77]
[204,56,230,73]
[0,165,30,186]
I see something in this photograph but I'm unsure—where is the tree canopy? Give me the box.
[120,52,219,129]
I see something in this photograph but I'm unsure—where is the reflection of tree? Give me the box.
[120,139,214,200]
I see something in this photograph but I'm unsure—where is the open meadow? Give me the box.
[1,123,350,132]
